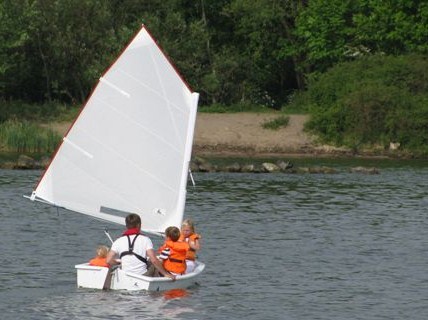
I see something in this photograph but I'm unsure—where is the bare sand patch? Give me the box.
[193,113,316,157]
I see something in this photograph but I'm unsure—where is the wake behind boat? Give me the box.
[27,25,204,291]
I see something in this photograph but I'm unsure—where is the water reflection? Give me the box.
[22,289,196,320]
[162,288,189,300]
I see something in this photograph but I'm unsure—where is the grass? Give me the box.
[0,100,79,154]
[0,120,62,153]
[262,115,290,130]
[0,100,81,122]
[198,103,276,113]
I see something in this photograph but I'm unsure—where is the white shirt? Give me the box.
[111,234,153,275]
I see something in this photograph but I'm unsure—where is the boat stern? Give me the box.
[75,263,110,289]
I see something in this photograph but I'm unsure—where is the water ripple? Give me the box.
[1,164,428,320]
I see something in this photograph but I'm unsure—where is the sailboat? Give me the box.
[27,25,204,291]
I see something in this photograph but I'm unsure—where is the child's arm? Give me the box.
[146,249,176,280]
[189,235,201,251]
[159,247,170,260]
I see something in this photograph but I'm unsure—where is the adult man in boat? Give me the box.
[106,213,175,280]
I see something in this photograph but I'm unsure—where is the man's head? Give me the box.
[125,213,141,229]
[165,226,180,241]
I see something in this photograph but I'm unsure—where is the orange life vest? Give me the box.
[160,240,189,274]
[178,233,200,261]
[89,257,109,268]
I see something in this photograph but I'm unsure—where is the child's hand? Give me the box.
[166,273,176,281]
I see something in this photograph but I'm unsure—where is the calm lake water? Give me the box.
[0,158,427,320]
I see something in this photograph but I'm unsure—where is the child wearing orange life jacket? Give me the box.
[179,219,201,273]
[89,245,110,267]
[158,226,189,275]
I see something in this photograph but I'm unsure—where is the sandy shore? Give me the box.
[193,113,318,157]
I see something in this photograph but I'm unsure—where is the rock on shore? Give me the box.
[2,154,380,175]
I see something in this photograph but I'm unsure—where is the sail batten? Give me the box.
[115,68,189,116]
[30,25,198,233]
[63,137,94,158]
[99,77,131,97]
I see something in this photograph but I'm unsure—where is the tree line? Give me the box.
[1,0,427,109]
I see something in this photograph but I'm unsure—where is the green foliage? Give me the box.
[262,116,290,130]
[1,0,428,113]
[1,0,120,103]
[282,90,312,114]
[293,0,357,73]
[291,0,428,77]
[353,0,428,55]
[301,54,428,154]
[223,0,300,107]
[198,104,229,113]
[198,103,271,113]
[0,100,78,123]
[0,120,61,153]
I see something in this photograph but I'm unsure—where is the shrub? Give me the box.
[300,54,428,154]
[262,116,290,130]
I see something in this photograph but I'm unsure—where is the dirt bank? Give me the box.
[193,113,318,157]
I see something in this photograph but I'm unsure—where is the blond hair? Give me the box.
[96,245,109,258]
[181,218,196,233]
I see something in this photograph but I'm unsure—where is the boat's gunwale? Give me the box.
[75,261,205,284]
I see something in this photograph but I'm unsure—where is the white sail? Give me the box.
[30,26,199,234]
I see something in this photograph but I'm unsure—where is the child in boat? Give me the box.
[158,226,189,275]
[89,245,110,267]
[179,219,201,273]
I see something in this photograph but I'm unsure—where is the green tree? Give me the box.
[0,0,33,99]
[353,0,428,54]
[29,0,117,103]
[292,0,428,76]
[2,0,428,112]
[223,0,305,107]
[1,0,118,103]
[292,0,359,75]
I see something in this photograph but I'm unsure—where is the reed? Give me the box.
[0,120,61,153]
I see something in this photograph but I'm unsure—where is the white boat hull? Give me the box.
[75,261,205,291]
